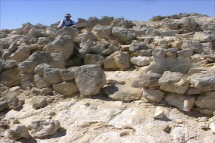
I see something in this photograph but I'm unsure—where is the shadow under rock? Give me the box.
[91,86,119,101]
[21,137,37,143]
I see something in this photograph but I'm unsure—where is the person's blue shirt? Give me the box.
[58,19,76,28]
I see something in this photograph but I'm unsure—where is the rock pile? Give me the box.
[0,13,215,142]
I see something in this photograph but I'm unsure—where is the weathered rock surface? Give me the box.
[7,124,30,140]
[195,92,215,110]
[28,119,61,138]
[112,26,135,43]
[142,88,164,103]
[75,65,106,96]
[105,84,142,101]
[92,25,112,39]
[130,56,150,66]
[190,73,215,92]
[31,96,48,109]
[53,81,79,96]
[165,93,195,112]
[0,68,20,87]
[136,73,161,88]
[1,13,215,142]
[158,71,189,94]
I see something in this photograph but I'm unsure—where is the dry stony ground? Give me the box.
[1,70,215,143]
[1,13,215,143]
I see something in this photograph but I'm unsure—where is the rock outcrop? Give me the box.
[0,13,215,142]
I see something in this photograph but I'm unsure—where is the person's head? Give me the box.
[65,13,71,20]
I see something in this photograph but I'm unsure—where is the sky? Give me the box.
[1,0,215,29]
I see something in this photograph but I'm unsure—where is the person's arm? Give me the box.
[58,20,64,29]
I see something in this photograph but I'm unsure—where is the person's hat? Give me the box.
[65,13,71,18]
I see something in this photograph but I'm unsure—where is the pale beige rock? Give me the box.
[53,81,79,96]
[29,119,61,138]
[43,68,62,84]
[112,26,135,43]
[44,34,74,61]
[75,65,106,96]
[92,25,112,39]
[130,56,150,66]
[0,68,20,87]
[190,73,215,92]
[159,71,189,94]
[31,96,47,109]
[142,88,164,103]
[195,92,215,110]
[113,51,130,70]
[165,93,195,112]
[154,106,168,119]
[137,73,161,88]
[34,74,50,89]
[10,46,31,62]
[209,122,215,134]
[7,124,30,140]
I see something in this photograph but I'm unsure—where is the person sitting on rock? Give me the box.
[58,13,76,29]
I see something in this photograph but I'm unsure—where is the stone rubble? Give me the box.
[0,13,215,142]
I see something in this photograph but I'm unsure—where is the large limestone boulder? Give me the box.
[103,51,130,70]
[10,46,31,62]
[113,51,130,70]
[34,63,52,76]
[53,81,79,96]
[34,74,50,89]
[8,42,18,53]
[28,119,61,138]
[193,32,213,42]
[7,124,30,140]
[37,37,53,45]
[130,56,150,66]
[195,92,215,111]
[44,34,74,61]
[78,41,94,55]
[103,55,118,70]
[43,68,62,84]
[190,73,215,92]
[59,67,76,82]
[148,55,192,74]
[86,17,99,31]
[137,73,161,88]
[76,18,87,28]
[165,93,195,112]
[99,16,114,26]
[104,84,142,102]
[181,40,203,54]
[0,101,8,111]
[74,65,106,96]
[92,25,112,39]
[158,71,189,94]
[28,27,44,38]
[3,60,17,69]
[142,88,164,103]
[177,49,193,58]
[129,41,148,52]
[181,17,196,31]
[112,26,135,43]
[31,96,48,109]
[76,31,97,43]
[56,26,79,38]
[4,95,24,110]
[84,54,104,65]
[18,52,53,72]
[0,68,20,87]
